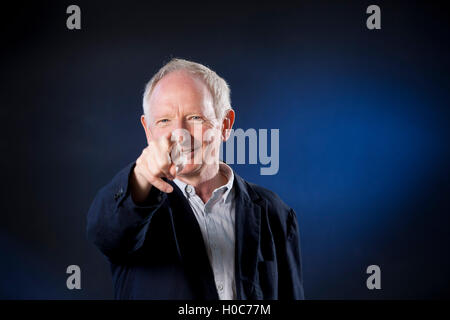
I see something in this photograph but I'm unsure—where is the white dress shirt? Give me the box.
[173,163,236,300]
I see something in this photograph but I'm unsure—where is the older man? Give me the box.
[86,58,304,300]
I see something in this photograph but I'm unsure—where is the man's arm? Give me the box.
[86,162,166,261]
[278,208,305,299]
[87,133,179,261]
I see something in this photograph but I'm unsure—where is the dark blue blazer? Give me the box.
[87,162,305,300]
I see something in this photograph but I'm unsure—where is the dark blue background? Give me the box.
[1,0,449,299]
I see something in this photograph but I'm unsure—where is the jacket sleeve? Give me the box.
[86,162,167,261]
[278,208,305,299]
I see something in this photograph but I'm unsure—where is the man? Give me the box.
[86,58,305,300]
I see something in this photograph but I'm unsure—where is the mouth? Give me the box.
[180,147,200,154]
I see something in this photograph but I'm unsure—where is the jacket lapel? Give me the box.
[233,173,265,299]
[163,173,264,300]
[166,180,219,300]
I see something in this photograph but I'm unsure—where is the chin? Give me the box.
[177,163,202,176]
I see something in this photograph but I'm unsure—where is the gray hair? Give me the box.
[142,58,232,121]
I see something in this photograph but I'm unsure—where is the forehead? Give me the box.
[147,70,214,116]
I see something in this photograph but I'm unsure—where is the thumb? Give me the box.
[169,163,177,178]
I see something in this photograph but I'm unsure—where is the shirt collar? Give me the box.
[173,162,234,203]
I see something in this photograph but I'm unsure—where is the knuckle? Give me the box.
[147,166,157,178]
[148,176,157,185]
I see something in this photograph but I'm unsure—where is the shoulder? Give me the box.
[247,181,291,212]
[240,178,299,240]
[235,174,295,223]
[94,161,137,206]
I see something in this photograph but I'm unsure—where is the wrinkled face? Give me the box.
[142,70,233,177]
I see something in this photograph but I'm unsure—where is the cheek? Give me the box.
[148,130,157,141]
[201,127,221,145]
[149,127,169,141]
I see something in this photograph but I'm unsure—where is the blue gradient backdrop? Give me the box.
[1,1,449,298]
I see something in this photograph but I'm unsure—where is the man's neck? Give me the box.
[176,163,227,204]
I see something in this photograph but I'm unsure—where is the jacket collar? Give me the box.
[165,179,219,300]
[165,170,265,300]
[233,172,266,299]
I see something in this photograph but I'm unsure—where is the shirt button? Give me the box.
[217,283,223,291]
[185,185,194,195]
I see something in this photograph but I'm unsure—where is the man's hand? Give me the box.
[130,133,177,203]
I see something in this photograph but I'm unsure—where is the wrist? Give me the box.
[130,170,152,204]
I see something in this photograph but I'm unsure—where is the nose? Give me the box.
[172,117,185,130]
[171,119,192,148]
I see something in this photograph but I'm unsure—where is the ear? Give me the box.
[140,114,153,145]
[221,109,235,142]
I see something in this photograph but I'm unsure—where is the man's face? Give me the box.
[142,70,232,177]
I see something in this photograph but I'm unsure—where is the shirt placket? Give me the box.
[206,191,226,297]
[184,183,231,299]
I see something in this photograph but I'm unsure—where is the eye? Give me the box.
[189,116,204,122]
[158,119,170,124]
